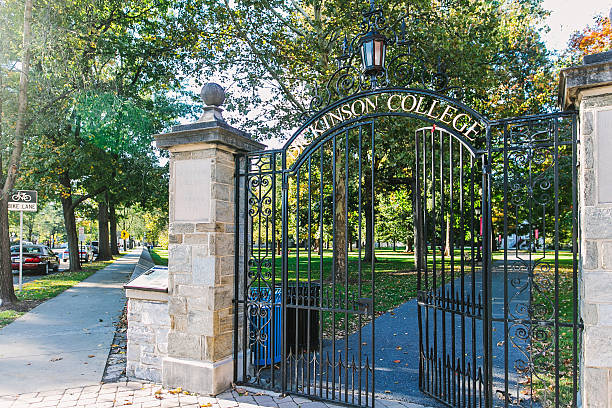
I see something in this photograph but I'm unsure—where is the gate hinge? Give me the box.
[483,164,492,175]
[282,179,289,190]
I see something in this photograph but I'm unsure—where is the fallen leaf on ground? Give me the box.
[393,360,401,363]
[50,357,63,362]
[395,346,402,350]
[201,403,212,407]
[87,355,95,358]
[154,389,162,395]
[169,387,182,395]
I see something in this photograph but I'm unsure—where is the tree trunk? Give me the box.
[0,0,33,305]
[412,177,423,271]
[444,216,451,257]
[363,197,377,263]
[109,201,119,255]
[27,214,34,242]
[98,196,112,261]
[0,197,17,304]
[60,193,81,272]
[334,145,347,282]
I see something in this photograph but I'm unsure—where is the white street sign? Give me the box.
[9,190,37,292]
[8,202,37,212]
[8,190,38,212]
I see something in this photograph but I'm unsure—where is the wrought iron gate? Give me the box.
[234,110,580,408]
[232,3,580,407]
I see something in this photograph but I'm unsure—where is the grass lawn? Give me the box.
[150,248,168,266]
[0,255,123,329]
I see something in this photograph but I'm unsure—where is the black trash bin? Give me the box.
[286,283,320,353]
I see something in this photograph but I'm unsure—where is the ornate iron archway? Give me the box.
[233,2,581,408]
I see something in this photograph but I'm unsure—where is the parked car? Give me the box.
[11,244,60,275]
[54,243,92,262]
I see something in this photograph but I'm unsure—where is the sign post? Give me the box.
[8,190,38,292]
[78,226,86,265]
[121,230,129,252]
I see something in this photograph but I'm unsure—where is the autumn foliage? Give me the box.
[569,16,612,56]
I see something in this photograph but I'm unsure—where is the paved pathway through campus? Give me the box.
[0,249,141,395]
[0,383,433,408]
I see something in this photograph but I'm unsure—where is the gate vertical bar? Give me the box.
[502,124,509,407]
[344,129,350,403]
[332,135,337,401]
[571,115,579,407]
[282,154,289,395]
[439,129,447,402]
[271,153,278,389]
[358,126,363,406]
[243,156,249,384]
[415,128,423,393]
[370,121,376,408]
[482,126,493,408]
[553,118,561,406]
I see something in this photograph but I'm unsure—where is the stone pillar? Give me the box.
[154,83,264,395]
[560,52,612,407]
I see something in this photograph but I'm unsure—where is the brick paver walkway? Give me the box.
[0,383,431,408]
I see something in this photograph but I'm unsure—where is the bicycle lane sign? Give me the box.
[8,190,37,212]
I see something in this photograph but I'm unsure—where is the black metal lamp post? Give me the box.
[359,30,387,76]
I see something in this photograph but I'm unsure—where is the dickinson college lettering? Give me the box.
[308,92,485,141]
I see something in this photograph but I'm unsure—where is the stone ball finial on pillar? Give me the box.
[200,83,226,107]
[197,82,226,123]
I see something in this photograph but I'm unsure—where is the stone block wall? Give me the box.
[166,146,235,365]
[126,292,170,383]
[578,91,612,407]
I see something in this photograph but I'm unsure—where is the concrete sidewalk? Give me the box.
[0,249,141,395]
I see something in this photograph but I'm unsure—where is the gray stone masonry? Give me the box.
[560,53,612,407]
[153,84,264,395]
[126,292,170,383]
